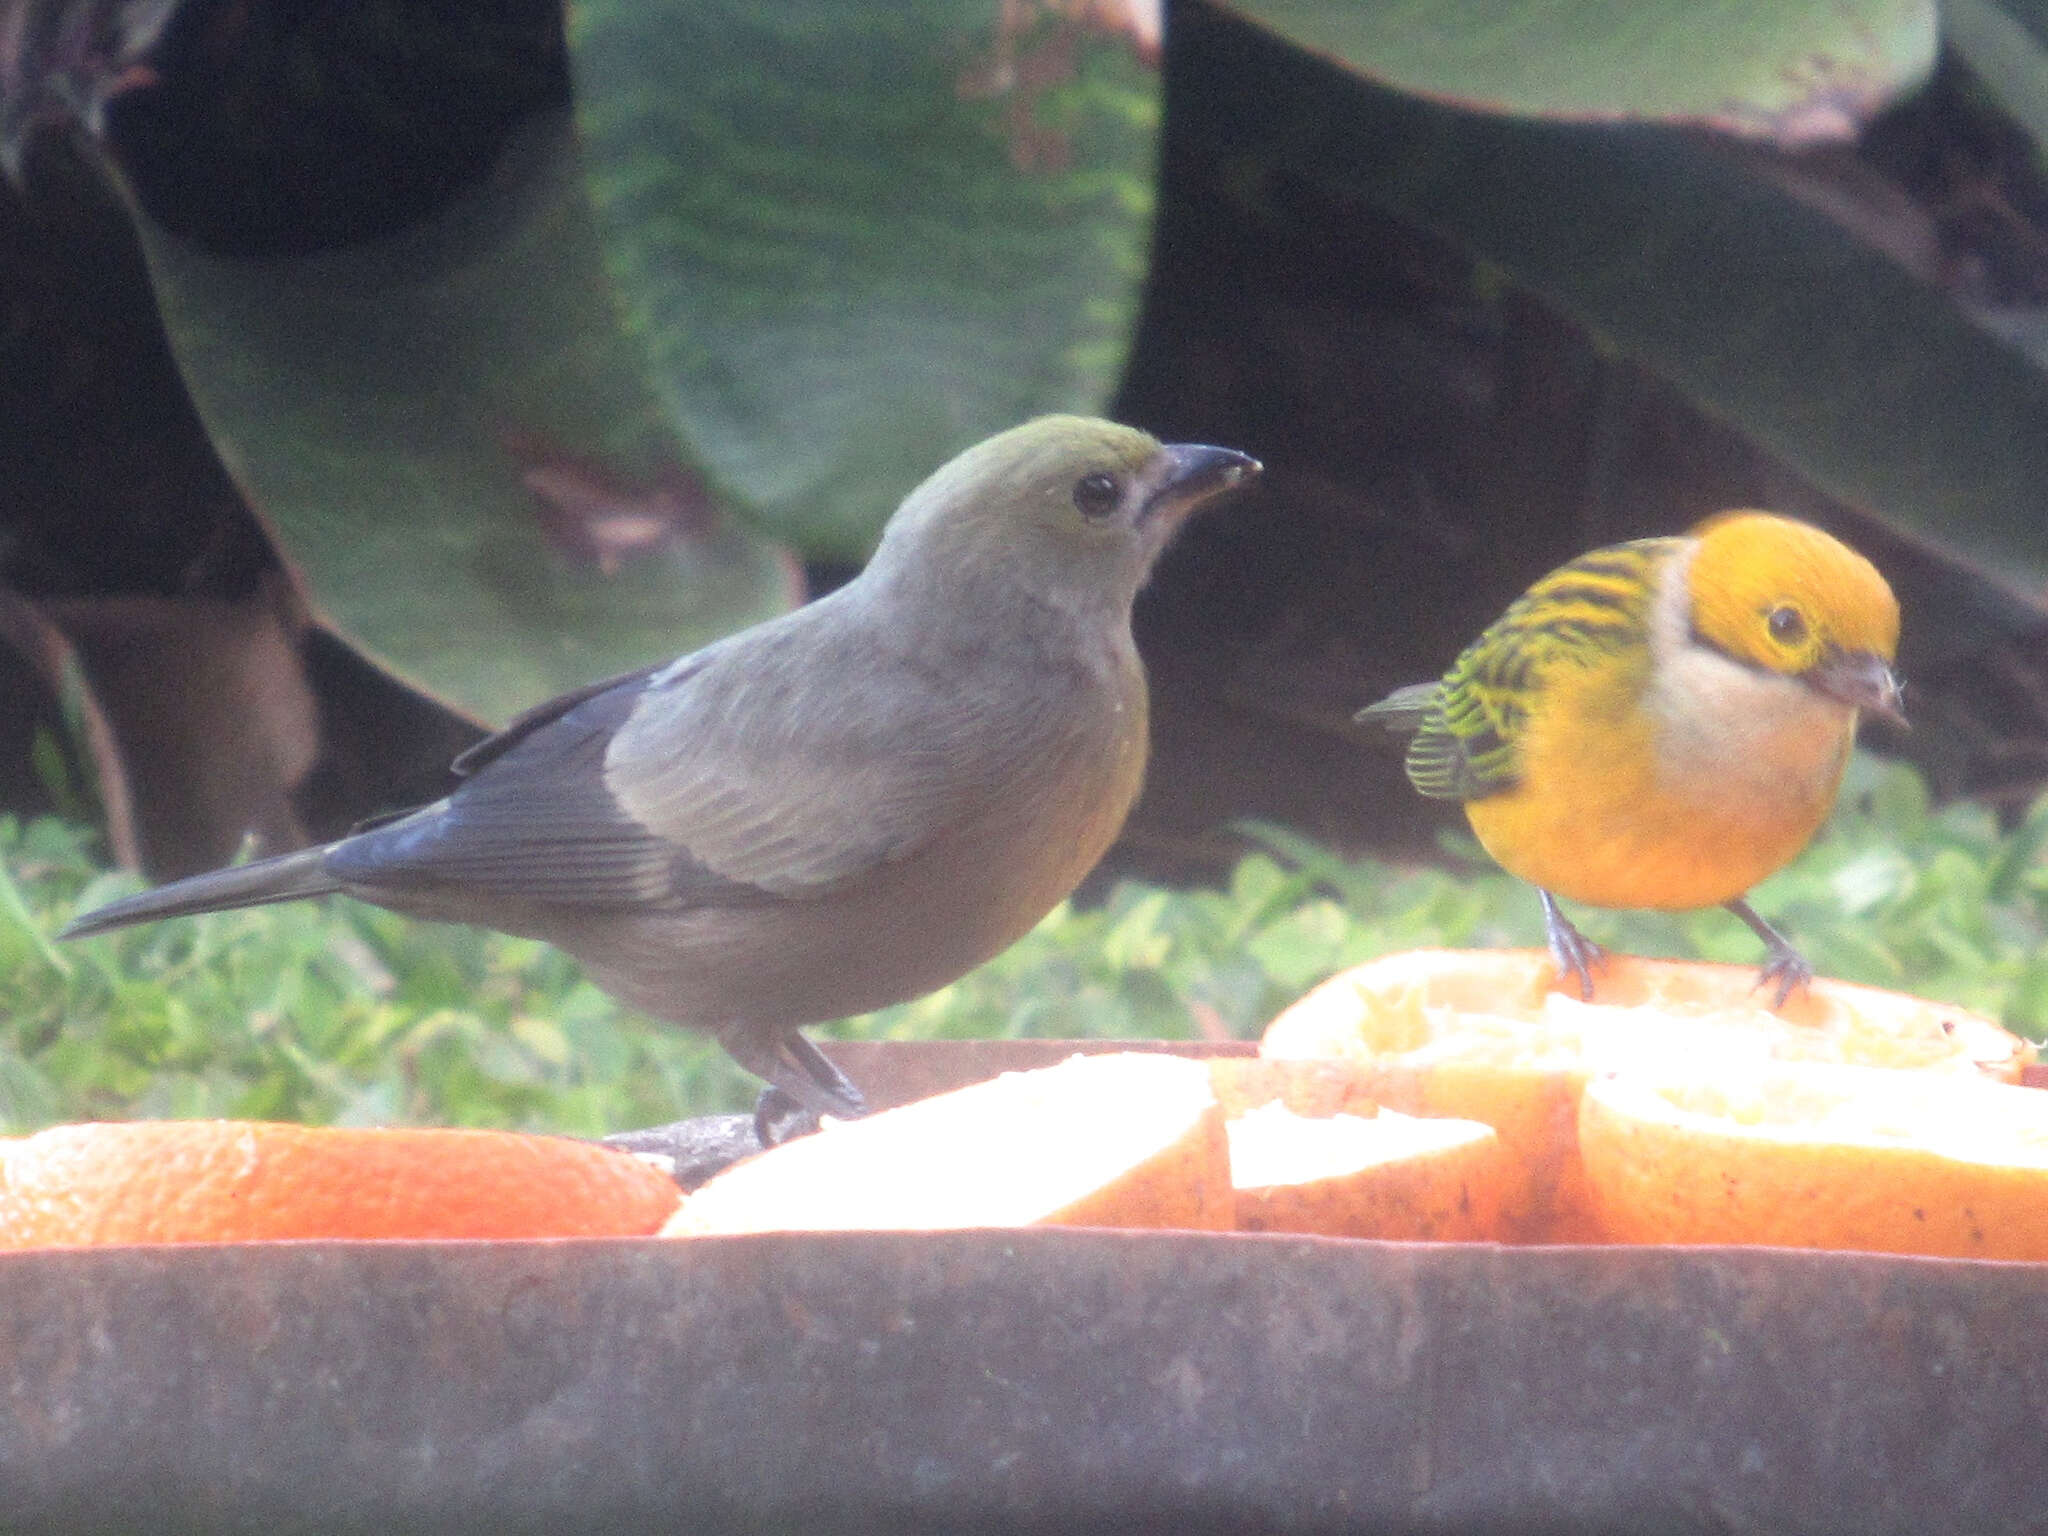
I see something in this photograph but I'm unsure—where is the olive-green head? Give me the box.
[866,416,1259,622]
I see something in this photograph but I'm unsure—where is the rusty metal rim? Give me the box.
[1,1228,2044,1535]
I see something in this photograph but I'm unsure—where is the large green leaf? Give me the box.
[568,0,1160,558]
[1176,2,2048,675]
[122,110,795,725]
[1225,0,1936,144]
[1945,0,2048,147]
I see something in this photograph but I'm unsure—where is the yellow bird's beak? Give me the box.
[1807,649,1907,728]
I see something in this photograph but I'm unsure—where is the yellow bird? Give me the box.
[1359,512,1905,1004]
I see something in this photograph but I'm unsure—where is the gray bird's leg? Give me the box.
[1539,890,1605,1001]
[718,1025,868,1144]
[1725,897,1813,1007]
[778,1029,867,1116]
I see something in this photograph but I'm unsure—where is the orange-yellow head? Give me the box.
[1684,512,1904,725]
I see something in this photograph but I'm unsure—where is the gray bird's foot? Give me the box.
[1540,890,1606,1001]
[603,1115,762,1189]
[751,1086,823,1147]
[719,1026,868,1146]
[1725,898,1813,1008]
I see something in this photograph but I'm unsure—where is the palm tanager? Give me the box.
[63,416,1261,1120]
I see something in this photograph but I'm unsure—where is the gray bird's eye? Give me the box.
[1072,472,1121,518]
[1767,605,1807,643]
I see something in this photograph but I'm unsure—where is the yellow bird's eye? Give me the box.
[1072,472,1121,519]
[1766,605,1807,645]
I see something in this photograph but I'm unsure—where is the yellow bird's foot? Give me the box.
[1725,898,1813,1008]
[1539,890,1607,1000]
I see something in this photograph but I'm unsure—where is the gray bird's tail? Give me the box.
[60,846,342,939]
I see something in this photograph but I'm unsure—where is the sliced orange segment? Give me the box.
[1206,1056,1383,1120]
[666,1052,1232,1236]
[1264,948,2028,1077]
[1227,1102,1501,1241]
[1580,1062,2048,1260]
[1260,948,2033,1242]
[0,1120,681,1248]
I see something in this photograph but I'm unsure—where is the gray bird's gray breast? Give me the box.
[561,660,1146,1029]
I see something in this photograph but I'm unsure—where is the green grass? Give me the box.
[3,753,2045,1135]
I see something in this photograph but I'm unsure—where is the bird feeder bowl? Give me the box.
[3,1038,2044,1534]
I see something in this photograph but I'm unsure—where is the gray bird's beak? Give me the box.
[1807,648,1908,728]
[1141,443,1261,526]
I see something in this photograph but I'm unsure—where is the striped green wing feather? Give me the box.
[1363,538,1674,803]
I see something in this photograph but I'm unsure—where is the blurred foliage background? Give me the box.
[8,755,2047,1129]
[4,0,2048,1125]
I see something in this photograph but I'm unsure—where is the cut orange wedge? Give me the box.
[1261,949,2033,1242]
[0,1121,681,1248]
[1580,1062,2048,1260]
[1227,1102,1501,1241]
[667,1052,1233,1236]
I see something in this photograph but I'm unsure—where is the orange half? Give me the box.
[0,1121,681,1248]
[1260,948,2033,1242]
[1580,1062,2048,1260]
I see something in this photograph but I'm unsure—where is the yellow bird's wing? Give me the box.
[1363,538,1677,803]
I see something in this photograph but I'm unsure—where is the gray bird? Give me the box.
[63,416,1260,1121]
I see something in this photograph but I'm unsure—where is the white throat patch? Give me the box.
[1645,542,1852,788]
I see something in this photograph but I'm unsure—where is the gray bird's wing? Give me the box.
[601,614,1022,896]
[325,659,738,908]
[326,604,1007,908]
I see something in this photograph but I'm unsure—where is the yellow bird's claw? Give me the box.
[1724,898,1813,1009]
[1754,951,1815,1009]
[1539,891,1607,1001]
